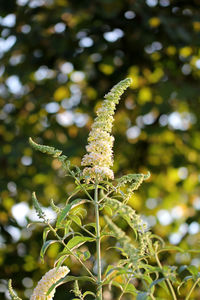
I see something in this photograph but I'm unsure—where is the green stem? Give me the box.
[150,294,156,300]
[155,252,177,300]
[47,222,95,280]
[67,168,94,202]
[98,188,115,204]
[186,278,200,300]
[118,277,130,300]
[65,189,83,204]
[69,216,96,238]
[94,182,102,300]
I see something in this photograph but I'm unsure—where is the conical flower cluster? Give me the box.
[81,78,132,182]
[30,266,69,300]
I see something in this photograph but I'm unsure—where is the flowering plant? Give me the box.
[9,79,200,300]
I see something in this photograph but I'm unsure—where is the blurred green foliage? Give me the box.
[1,0,200,299]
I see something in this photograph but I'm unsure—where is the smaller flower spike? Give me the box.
[30,266,69,300]
[81,78,132,182]
[8,280,22,300]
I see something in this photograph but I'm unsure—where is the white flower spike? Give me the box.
[30,266,69,300]
[81,78,132,182]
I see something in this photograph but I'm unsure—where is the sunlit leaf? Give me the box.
[40,240,62,261]
[66,236,94,250]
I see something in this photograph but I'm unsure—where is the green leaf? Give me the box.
[136,292,149,300]
[84,223,97,234]
[97,184,108,191]
[76,249,91,261]
[158,246,184,253]
[83,291,96,297]
[101,180,116,188]
[56,203,75,227]
[149,278,166,289]
[70,215,82,226]
[109,279,137,296]
[75,184,94,191]
[103,266,132,284]
[110,280,123,291]
[71,207,87,219]
[64,220,72,236]
[43,227,50,244]
[187,265,199,277]
[104,265,115,276]
[56,199,88,227]
[102,204,113,215]
[183,275,193,281]
[47,275,96,295]
[177,276,193,294]
[55,255,69,269]
[27,221,46,228]
[66,236,94,250]
[141,264,161,273]
[55,249,73,262]
[83,250,91,261]
[150,234,165,247]
[178,265,188,274]
[124,283,137,295]
[141,275,153,285]
[187,249,200,253]
[40,240,61,261]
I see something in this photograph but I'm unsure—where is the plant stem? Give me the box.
[69,216,96,238]
[150,294,156,300]
[67,168,94,202]
[185,278,200,300]
[118,277,130,300]
[47,222,95,280]
[155,252,177,300]
[98,188,115,204]
[94,181,102,300]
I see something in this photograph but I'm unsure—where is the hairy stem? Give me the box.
[155,252,177,300]
[185,278,200,300]
[94,182,102,299]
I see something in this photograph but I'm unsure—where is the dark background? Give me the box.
[1,0,200,299]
